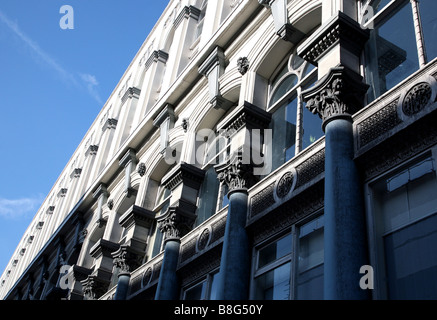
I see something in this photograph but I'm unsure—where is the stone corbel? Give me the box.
[121,87,141,106]
[199,46,232,110]
[153,103,176,154]
[297,11,369,74]
[92,183,109,227]
[174,5,201,29]
[259,0,304,44]
[119,205,155,253]
[119,148,138,197]
[88,239,120,293]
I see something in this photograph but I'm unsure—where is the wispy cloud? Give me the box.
[0,195,44,220]
[80,73,104,105]
[0,9,102,105]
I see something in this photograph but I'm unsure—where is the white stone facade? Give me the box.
[2,0,437,300]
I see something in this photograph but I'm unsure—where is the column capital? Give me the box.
[80,275,109,300]
[111,245,143,275]
[302,65,369,131]
[157,202,197,243]
[215,148,258,194]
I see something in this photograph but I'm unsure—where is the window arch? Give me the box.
[267,48,322,171]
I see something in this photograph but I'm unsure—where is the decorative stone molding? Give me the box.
[215,149,258,193]
[107,199,114,210]
[297,11,369,66]
[402,82,432,116]
[112,245,143,274]
[102,118,118,132]
[119,148,138,197]
[137,162,146,177]
[57,188,68,198]
[162,162,205,192]
[120,87,141,105]
[89,239,120,261]
[93,183,109,227]
[182,118,188,133]
[145,50,169,71]
[302,65,369,130]
[70,168,82,179]
[142,267,153,287]
[196,227,211,252]
[276,171,295,199]
[174,5,201,29]
[86,144,99,156]
[237,57,249,75]
[46,206,55,214]
[119,205,155,230]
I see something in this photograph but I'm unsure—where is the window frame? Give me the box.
[365,149,437,299]
[181,268,220,300]
[250,211,324,300]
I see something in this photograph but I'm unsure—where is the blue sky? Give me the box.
[0,1,169,277]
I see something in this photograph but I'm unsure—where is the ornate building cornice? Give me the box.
[302,65,369,130]
[297,11,369,65]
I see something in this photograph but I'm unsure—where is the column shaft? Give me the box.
[324,118,369,299]
[155,240,181,300]
[216,190,250,300]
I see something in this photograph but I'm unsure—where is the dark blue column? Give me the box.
[155,239,181,300]
[114,272,131,300]
[323,118,369,299]
[302,66,370,300]
[216,189,250,300]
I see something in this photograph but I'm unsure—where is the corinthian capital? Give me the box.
[157,203,196,242]
[302,65,369,130]
[112,245,142,274]
[214,149,258,193]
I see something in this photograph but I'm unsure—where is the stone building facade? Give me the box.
[2,0,437,300]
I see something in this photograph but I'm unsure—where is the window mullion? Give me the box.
[410,0,428,67]
[295,87,303,155]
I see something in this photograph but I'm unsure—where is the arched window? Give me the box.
[268,49,322,171]
[194,127,229,227]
